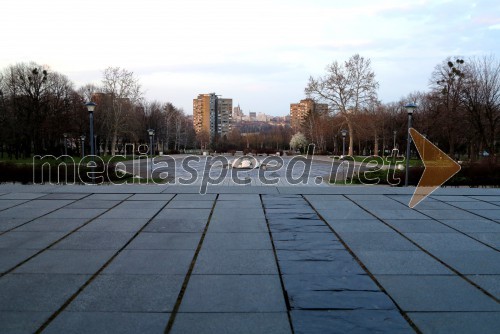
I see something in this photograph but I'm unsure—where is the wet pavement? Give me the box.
[0,184,499,333]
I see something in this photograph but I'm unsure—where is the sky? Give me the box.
[1,0,499,116]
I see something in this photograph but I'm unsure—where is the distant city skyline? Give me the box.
[1,0,499,116]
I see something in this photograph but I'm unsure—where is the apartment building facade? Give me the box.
[290,98,328,129]
[193,93,233,141]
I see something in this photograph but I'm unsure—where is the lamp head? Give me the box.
[341,129,348,137]
[404,103,417,115]
[85,101,97,113]
[147,129,155,136]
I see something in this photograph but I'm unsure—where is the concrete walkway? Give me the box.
[0,184,499,333]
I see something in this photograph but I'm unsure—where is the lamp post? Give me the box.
[80,135,86,158]
[404,103,417,186]
[147,129,155,178]
[85,102,97,184]
[63,133,68,157]
[393,130,397,149]
[94,135,98,156]
[334,135,338,155]
[341,129,348,156]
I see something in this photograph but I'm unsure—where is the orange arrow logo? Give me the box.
[408,128,461,208]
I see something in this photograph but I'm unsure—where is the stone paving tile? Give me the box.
[447,201,500,210]
[85,194,131,200]
[276,249,352,262]
[325,219,393,232]
[155,208,211,221]
[466,275,500,299]
[282,274,379,292]
[0,248,39,273]
[0,273,90,312]
[404,232,491,251]
[0,311,51,334]
[439,219,500,232]
[377,275,500,311]
[103,249,194,275]
[208,218,268,233]
[51,231,134,250]
[38,193,89,200]
[317,209,375,220]
[166,200,214,209]
[0,193,47,200]
[0,218,32,231]
[127,193,175,201]
[171,312,292,334]
[291,310,414,334]
[384,219,462,233]
[468,195,500,202]
[355,250,452,275]
[418,209,483,220]
[67,274,183,312]
[369,209,431,220]
[179,275,286,312]
[466,232,500,249]
[279,258,365,275]
[288,289,397,310]
[435,250,500,274]
[65,200,120,209]
[193,249,278,274]
[44,208,107,219]
[408,312,500,334]
[0,199,29,210]
[15,218,89,232]
[99,208,160,219]
[202,232,272,249]
[0,231,66,249]
[337,232,419,251]
[127,232,201,250]
[144,218,207,233]
[114,201,167,210]
[173,193,217,201]
[79,218,148,232]
[468,209,500,220]
[44,312,169,334]
[0,207,56,219]
[431,195,479,202]
[13,249,115,274]
[272,232,344,251]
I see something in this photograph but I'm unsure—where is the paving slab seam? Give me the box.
[164,194,219,334]
[346,198,500,304]
[302,195,422,334]
[259,194,295,334]
[0,193,94,237]
[0,193,131,278]
[33,193,176,333]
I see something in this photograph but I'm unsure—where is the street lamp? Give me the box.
[341,129,348,156]
[80,135,86,157]
[404,103,417,186]
[147,129,155,177]
[63,133,68,156]
[85,102,97,184]
[94,135,98,156]
[393,130,397,149]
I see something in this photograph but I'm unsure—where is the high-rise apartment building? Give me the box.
[193,93,233,141]
[290,98,328,129]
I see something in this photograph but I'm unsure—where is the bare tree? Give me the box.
[305,54,379,155]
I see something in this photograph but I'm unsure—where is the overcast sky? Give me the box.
[1,0,499,115]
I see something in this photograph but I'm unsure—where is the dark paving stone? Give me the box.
[214,201,263,209]
[418,209,482,220]
[52,231,134,250]
[273,232,344,251]
[356,250,452,275]
[103,250,194,275]
[0,207,55,219]
[283,274,379,292]
[0,199,29,210]
[404,232,491,251]
[467,209,500,220]
[127,193,174,201]
[291,310,413,334]
[0,193,47,200]
[408,311,500,334]
[44,311,169,334]
[202,232,272,249]
[318,209,375,220]
[209,218,268,232]
[44,208,107,219]
[155,208,211,221]
[435,250,500,274]
[0,231,66,249]
[15,218,89,232]
[325,219,393,232]
[467,275,500,299]
[279,258,365,275]
[0,311,51,334]
[79,218,148,232]
[65,200,120,209]
[85,194,131,200]
[466,232,500,249]
[377,275,500,311]
[0,218,32,231]
[384,219,455,233]
[368,209,430,220]
[193,249,278,274]
[440,219,500,232]
[145,218,207,233]
[67,274,183,312]
[14,249,115,274]
[174,193,217,201]
[0,273,90,311]
[167,200,214,209]
[448,201,500,210]
[276,249,352,262]
[266,212,318,220]
[171,312,292,334]
[99,208,160,219]
[127,232,201,250]
[288,290,396,310]
[0,248,39,273]
[114,201,166,210]
[179,275,286,312]
[338,232,419,251]
[39,193,89,200]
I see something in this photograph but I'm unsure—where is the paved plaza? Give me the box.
[0,183,499,333]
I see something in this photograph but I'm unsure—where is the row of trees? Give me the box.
[0,63,195,158]
[301,54,500,160]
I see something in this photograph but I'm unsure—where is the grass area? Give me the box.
[340,155,424,167]
[0,155,135,165]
